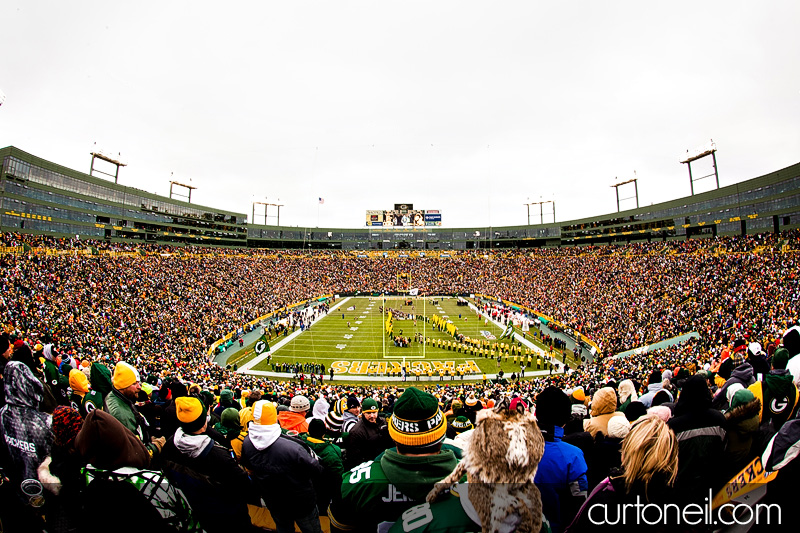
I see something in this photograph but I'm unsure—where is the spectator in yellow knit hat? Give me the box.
[162,396,255,532]
[104,361,164,457]
[242,400,324,533]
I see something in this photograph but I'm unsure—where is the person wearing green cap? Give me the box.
[329,387,458,533]
[722,388,763,481]
[344,397,391,469]
[747,347,800,432]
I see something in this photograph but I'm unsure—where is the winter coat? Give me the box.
[161,428,254,532]
[277,410,309,433]
[535,427,589,533]
[668,376,727,500]
[639,383,672,408]
[583,412,625,439]
[345,417,391,468]
[241,424,323,517]
[712,363,755,410]
[105,388,148,440]
[584,387,625,438]
[43,359,70,406]
[565,472,682,532]
[722,395,765,481]
[748,370,800,433]
[303,436,344,512]
[0,361,52,482]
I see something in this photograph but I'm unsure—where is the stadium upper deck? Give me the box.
[2,145,799,250]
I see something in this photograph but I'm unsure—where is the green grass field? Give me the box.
[243,296,575,379]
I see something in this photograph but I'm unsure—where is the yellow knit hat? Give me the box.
[69,369,89,394]
[175,397,206,432]
[176,397,203,423]
[252,400,278,425]
[112,361,140,390]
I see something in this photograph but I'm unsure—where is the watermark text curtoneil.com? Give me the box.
[587,490,781,527]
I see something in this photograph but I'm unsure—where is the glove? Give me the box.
[151,436,166,453]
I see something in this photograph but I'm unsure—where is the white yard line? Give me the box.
[237,297,352,372]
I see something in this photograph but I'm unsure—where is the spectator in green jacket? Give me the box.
[104,361,165,459]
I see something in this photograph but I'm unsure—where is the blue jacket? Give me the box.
[535,427,588,533]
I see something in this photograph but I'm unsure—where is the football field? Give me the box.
[236,296,572,380]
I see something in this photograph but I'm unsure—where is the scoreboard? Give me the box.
[366,206,442,227]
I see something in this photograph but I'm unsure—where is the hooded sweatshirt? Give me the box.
[748,369,800,432]
[712,363,755,410]
[583,387,624,438]
[0,361,52,481]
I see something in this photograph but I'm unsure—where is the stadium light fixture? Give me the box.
[252,200,284,226]
[169,180,197,203]
[611,176,639,212]
[680,140,719,195]
[524,199,555,225]
[89,150,127,184]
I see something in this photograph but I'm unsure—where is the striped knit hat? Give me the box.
[388,387,446,447]
[325,409,343,432]
[451,416,474,434]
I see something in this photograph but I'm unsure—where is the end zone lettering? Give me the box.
[331,360,481,375]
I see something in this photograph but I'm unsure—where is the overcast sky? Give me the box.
[1,1,798,229]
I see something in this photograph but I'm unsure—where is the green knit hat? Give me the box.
[389,387,446,447]
[362,398,379,413]
[220,389,234,406]
[730,389,756,410]
[451,416,474,434]
[773,347,791,370]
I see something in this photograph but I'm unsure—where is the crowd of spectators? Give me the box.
[1,229,800,531]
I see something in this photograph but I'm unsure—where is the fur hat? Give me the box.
[427,398,545,532]
[617,379,638,403]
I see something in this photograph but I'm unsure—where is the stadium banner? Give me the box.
[331,359,481,375]
[424,213,442,221]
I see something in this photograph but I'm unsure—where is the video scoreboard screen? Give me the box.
[366,206,442,227]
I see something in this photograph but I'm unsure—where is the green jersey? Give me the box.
[329,449,459,533]
[387,484,551,533]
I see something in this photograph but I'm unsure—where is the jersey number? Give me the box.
[348,461,373,483]
[401,503,433,531]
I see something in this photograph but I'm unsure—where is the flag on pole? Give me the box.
[254,333,270,355]
[499,322,515,341]
[319,197,325,204]
[409,288,419,296]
